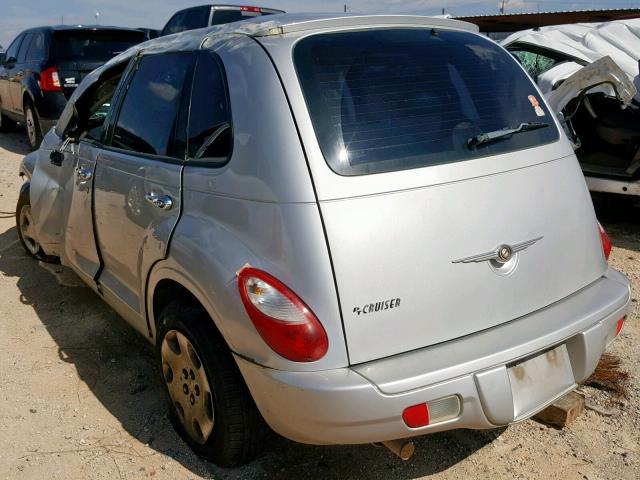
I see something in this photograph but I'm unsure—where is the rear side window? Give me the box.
[187,52,232,162]
[52,30,143,63]
[26,32,46,62]
[111,53,194,159]
[163,7,211,35]
[211,8,264,25]
[294,29,560,176]
[17,33,33,62]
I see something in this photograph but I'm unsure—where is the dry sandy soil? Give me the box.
[0,130,638,480]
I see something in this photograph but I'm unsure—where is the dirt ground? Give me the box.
[0,130,638,480]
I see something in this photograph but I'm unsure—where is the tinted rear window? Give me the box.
[211,9,274,25]
[52,30,143,62]
[294,29,559,176]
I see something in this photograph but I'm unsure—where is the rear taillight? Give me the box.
[39,67,62,92]
[598,222,612,261]
[240,6,262,12]
[237,267,328,362]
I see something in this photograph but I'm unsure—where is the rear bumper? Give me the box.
[236,268,630,445]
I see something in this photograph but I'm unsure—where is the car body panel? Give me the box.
[237,268,630,444]
[63,141,101,284]
[503,20,640,198]
[93,149,182,334]
[502,19,640,97]
[319,155,606,363]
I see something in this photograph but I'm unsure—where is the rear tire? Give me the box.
[23,100,42,150]
[156,301,268,466]
[16,185,59,263]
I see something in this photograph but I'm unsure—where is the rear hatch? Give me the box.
[293,28,607,364]
[51,29,144,98]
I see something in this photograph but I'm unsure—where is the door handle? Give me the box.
[145,192,173,210]
[75,166,92,180]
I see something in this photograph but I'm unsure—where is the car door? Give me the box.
[59,61,133,284]
[0,35,23,113]
[92,51,194,333]
[8,33,33,114]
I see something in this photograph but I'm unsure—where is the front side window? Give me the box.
[295,29,560,176]
[111,53,194,159]
[3,35,23,63]
[80,64,129,142]
[509,47,573,80]
[187,52,232,163]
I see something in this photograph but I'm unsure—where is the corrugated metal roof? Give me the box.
[456,8,640,32]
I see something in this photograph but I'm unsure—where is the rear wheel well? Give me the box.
[153,279,200,327]
[23,92,34,110]
[151,280,225,343]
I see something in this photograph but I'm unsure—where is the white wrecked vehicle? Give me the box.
[503,20,640,197]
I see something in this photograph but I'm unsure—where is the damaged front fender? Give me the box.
[19,152,38,180]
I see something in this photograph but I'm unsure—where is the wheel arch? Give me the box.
[146,265,232,348]
[22,89,37,113]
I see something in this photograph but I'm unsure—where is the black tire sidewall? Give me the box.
[24,101,42,150]
[16,184,59,263]
[156,302,266,466]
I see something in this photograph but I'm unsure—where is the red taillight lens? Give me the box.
[616,315,626,336]
[40,67,62,92]
[240,6,262,12]
[598,222,612,261]
[237,267,328,362]
[402,403,430,428]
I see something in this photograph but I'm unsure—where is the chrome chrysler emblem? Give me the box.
[452,236,543,264]
[497,245,513,263]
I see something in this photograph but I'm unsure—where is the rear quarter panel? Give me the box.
[148,35,348,371]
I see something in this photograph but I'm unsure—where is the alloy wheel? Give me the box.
[25,108,36,147]
[161,330,215,445]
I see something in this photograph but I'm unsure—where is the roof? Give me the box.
[211,13,479,37]
[22,24,147,34]
[174,4,284,12]
[126,14,478,55]
[456,8,640,33]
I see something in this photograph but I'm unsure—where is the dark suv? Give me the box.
[0,25,145,149]
[161,4,284,36]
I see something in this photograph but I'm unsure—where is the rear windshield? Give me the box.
[52,30,143,63]
[294,29,559,176]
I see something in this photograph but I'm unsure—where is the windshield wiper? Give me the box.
[467,122,549,149]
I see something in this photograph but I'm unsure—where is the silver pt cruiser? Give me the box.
[16,14,630,466]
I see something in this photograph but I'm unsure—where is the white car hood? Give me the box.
[502,19,640,99]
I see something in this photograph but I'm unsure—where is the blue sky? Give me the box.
[1,0,637,48]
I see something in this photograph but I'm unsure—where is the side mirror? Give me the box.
[50,128,81,166]
[3,56,17,66]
